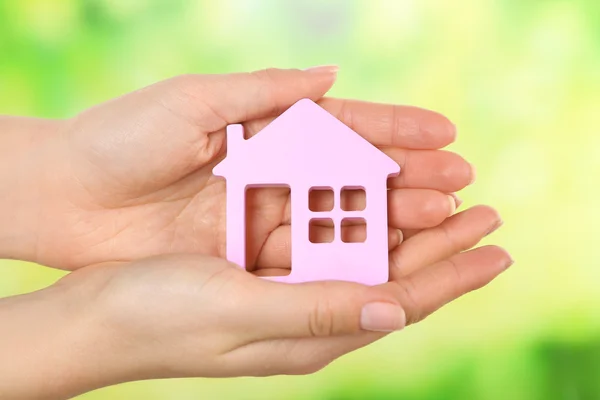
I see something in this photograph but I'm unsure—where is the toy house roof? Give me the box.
[213,98,400,181]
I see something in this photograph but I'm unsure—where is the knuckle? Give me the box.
[252,68,279,85]
[165,73,204,93]
[443,258,465,295]
[390,104,403,146]
[393,279,421,324]
[439,222,465,253]
[308,290,335,337]
[389,246,404,275]
[338,99,354,130]
[250,68,281,115]
[262,67,280,79]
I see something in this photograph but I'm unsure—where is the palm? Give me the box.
[50,126,350,272]
[34,72,472,271]
[43,110,299,270]
[58,202,509,380]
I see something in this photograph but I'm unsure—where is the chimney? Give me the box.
[226,124,245,152]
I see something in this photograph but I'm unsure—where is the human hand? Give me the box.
[0,204,508,399]
[0,67,474,270]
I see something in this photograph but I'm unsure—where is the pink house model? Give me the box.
[212,99,400,285]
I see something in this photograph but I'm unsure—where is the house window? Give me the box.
[308,186,367,243]
[308,187,334,211]
[340,187,366,211]
[341,218,367,243]
[309,218,334,243]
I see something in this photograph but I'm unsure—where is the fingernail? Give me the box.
[304,65,339,75]
[397,229,404,244]
[449,193,463,209]
[447,195,457,215]
[469,163,477,185]
[505,257,515,269]
[360,302,406,332]
[449,122,458,143]
[486,219,504,236]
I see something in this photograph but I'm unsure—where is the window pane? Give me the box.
[309,218,334,243]
[247,185,291,275]
[309,187,334,211]
[341,218,366,243]
[341,187,366,211]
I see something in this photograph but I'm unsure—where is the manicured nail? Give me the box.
[447,195,457,215]
[469,163,477,185]
[304,65,339,75]
[360,302,406,332]
[486,219,504,236]
[397,229,404,244]
[449,122,458,143]
[449,193,463,209]
[505,257,515,269]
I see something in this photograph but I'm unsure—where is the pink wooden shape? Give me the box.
[212,99,400,285]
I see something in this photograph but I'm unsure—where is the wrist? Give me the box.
[0,275,132,399]
[0,117,64,262]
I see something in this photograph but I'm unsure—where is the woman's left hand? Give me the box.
[0,204,510,400]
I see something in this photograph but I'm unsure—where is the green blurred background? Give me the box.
[1,0,600,399]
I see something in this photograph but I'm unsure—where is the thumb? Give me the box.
[159,66,339,132]
[65,66,337,199]
[240,278,407,339]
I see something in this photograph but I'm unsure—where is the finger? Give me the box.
[283,188,456,229]
[241,278,406,340]
[388,189,456,229]
[383,149,475,192]
[400,228,421,241]
[244,186,290,271]
[68,67,339,196]
[449,193,463,209]
[389,205,503,279]
[244,98,457,150]
[165,67,339,133]
[401,193,468,241]
[228,246,513,375]
[300,149,473,195]
[319,98,457,149]
[254,225,402,269]
[229,245,512,375]
[384,245,513,325]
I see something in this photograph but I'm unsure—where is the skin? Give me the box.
[0,67,512,399]
[0,67,474,274]
[0,205,511,400]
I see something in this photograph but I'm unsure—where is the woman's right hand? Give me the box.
[0,68,473,272]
